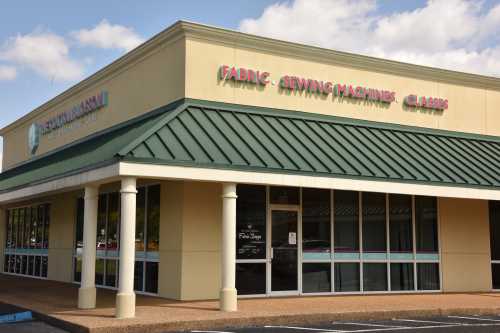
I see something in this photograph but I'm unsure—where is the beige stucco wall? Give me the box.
[158,180,184,299]
[2,38,186,170]
[47,192,80,283]
[439,197,492,292]
[179,181,221,300]
[185,38,500,137]
[158,180,222,301]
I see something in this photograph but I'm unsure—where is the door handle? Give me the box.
[271,247,274,260]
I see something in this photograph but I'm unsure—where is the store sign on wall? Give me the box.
[219,65,447,109]
[403,94,448,110]
[39,91,109,136]
[28,91,109,155]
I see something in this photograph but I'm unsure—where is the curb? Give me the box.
[33,306,500,333]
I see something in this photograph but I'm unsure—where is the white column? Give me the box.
[116,177,137,319]
[220,183,238,312]
[78,185,99,309]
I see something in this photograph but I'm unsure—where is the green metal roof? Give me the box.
[2,98,500,193]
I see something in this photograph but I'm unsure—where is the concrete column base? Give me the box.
[219,288,237,312]
[115,292,136,319]
[78,287,96,309]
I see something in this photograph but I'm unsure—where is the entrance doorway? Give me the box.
[270,210,299,294]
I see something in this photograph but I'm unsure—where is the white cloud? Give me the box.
[239,0,500,77]
[72,20,144,52]
[0,30,84,82]
[0,65,16,81]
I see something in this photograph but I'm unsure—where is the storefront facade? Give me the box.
[0,21,499,318]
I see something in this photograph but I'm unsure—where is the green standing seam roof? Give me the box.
[1,98,500,193]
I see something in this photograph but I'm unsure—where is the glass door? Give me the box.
[270,210,299,294]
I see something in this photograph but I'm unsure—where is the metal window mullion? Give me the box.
[386,193,391,292]
[359,191,364,293]
[412,195,418,291]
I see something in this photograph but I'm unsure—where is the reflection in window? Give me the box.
[363,263,387,291]
[334,191,359,253]
[75,198,84,253]
[74,185,160,294]
[390,263,414,291]
[303,263,331,293]
[97,195,107,251]
[3,205,50,278]
[107,193,119,251]
[236,263,266,295]
[417,263,440,290]
[105,259,117,287]
[74,257,82,283]
[390,194,413,253]
[270,186,299,205]
[95,258,105,285]
[302,189,331,256]
[334,263,360,292]
[362,192,386,253]
[236,185,266,260]
[416,196,438,253]
[136,188,146,251]
[146,185,160,252]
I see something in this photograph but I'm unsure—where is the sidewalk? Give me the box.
[1,274,500,333]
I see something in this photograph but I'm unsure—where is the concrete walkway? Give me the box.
[1,274,500,333]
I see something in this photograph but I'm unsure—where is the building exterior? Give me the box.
[1,21,500,318]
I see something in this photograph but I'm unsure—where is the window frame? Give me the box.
[72,183,160,296]
[3,203,51,280]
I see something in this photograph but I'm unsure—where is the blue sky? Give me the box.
[1,0,500,169]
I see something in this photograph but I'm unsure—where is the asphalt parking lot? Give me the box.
[0,303,68,333]
[191,315,500,333]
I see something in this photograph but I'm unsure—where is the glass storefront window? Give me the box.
[134,261,144,291]
[362,192,386,253]
[236,185,267,260]
[97,194,107,251]
[3,205,50,278]
[75,198,84,254]
[302,188,331,259]
[95,258,104,285]
[270,186,299,205]
[107,193,119,252]
[363,263,388,291]
[334,190,359,253]
[490,201,500,290]
[73,184,160,294]
[389,194,413,253]
[417,263,440,290]
[303,263,331,293]
[416,196,438,253]
[492,264,500,290]
[105,259,117,287]
[236,263,266,295]
[136,188,146,251]
[334,263,360,292]
[145,262,159,294]
[490,201,500,261]
[74,257,82,283]
[146,185,160,252]
[390,263,414,291]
